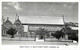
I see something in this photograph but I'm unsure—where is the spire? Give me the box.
[14,13,21,25]
[7,17,9,20]
[18,16,19,20]
[6,17,12,24]
[15,13,19,20]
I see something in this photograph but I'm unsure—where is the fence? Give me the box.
[2,34,36,41]
[44,36,72,42]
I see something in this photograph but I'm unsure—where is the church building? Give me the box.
[2,15,65,38]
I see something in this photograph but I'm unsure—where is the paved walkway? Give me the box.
[2,37,78,46]
[2,40,78,46]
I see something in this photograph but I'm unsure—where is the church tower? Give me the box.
[2,17,12,35]
[14,14,24,36]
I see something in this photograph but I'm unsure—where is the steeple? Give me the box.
[7,17,9,20]
[15,13,19,20]
[14,13,21,25]
[5,17,12,25]
[18,16,19,20]
[5,17,10,22]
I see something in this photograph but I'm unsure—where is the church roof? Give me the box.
[19,16,64,25]
[14,19,21,24]
[14,16,22,25]
[3,17,12,26]
[6,19,12,24]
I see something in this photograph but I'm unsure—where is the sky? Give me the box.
[2,2,78,23]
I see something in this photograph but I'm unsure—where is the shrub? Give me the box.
[6,28,17,38]
[36,28,48,39]
[68,30,78,42]
[51,31,64,40]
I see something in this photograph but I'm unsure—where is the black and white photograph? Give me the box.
[2,2,78,46]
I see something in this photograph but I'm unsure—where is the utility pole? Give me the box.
[62,15,68,41]
[62,15,65,24]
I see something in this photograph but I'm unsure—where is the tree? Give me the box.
[51,31,64,40]
[68,30,78,42]
[60,25,72,40]
[36,28,49,39]
[6,28,17,38]
[61,26,72,35]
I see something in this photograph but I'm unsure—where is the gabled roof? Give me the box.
[14,16,22,25]
[2,17,12,26]
[19,16,64,25]
[14,19,21,25]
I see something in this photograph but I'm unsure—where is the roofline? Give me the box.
[22,23,64,26]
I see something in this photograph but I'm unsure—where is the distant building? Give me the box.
[65,22,78,27]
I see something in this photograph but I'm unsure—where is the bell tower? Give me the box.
[15,13,19,20]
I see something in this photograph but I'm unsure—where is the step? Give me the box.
[36,38,44,42]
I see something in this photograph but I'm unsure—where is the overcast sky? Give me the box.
[2,2,78,23]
